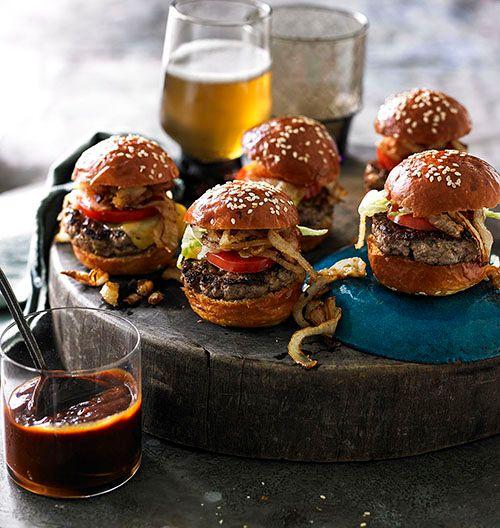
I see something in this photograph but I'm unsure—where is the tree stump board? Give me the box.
[48,167,500,461]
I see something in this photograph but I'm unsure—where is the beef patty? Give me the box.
[298,187,334,228]
[364,160,388,192]
[61,207,147,258]
[181,259,301,301]
[371,214,479,266]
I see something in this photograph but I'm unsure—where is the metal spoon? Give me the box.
[0,267,46,370]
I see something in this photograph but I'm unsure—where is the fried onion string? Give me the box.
[288,258,367,368]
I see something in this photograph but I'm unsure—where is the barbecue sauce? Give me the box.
[3,369,141,498]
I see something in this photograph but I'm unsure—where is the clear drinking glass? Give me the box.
[0,308,141,498]
[160,0,272,200]
[271,6,368,158]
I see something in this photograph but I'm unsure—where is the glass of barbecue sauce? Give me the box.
[0,308,141,498]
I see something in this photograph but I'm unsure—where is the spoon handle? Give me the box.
[0,267,46,370]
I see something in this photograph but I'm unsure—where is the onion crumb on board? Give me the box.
[61,268,109,287]
[100,281,120,306]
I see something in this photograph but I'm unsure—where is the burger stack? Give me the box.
[178,180,317,327]
[357,150,499,295]
[237,116,343,251]
[59,134,185,275]
[58,99,499,328]
[364,88,472,192]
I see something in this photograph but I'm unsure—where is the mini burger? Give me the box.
[237,116,343,251]
[178,180,323,327]
[365,88,472,192]
[59,134,185,275]
[356,150,499,296]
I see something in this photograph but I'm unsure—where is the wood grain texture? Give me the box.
[48,167,500,461]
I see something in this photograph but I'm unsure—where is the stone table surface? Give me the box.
[0,435,499,528]
[0,0,499,526]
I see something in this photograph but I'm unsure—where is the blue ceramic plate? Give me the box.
[315,246,500,364]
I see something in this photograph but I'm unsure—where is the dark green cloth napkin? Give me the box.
[26,132,112,313]
[25,132,184,313]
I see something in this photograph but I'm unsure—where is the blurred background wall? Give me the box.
[1,0,499,193]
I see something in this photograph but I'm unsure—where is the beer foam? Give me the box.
[166,39,271,84]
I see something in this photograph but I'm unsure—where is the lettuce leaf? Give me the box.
[177,225,206,268]
[297,225,329,237]
[355,190,390,249]
[484,208,500,220]
[358,189,390,217]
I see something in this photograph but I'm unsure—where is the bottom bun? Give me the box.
[183,282,303,327]
[72,244,174,276]
[367,236,487,296]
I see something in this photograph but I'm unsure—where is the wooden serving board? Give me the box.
[48,161,500,461]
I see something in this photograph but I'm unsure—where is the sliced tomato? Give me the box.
[207,251,273,273]
[236,162,270,181]
[76,201,158,224]
[388,209,436,231]
[235,166,250,180]
[377,145,401,172]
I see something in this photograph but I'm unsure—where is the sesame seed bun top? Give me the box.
[242,116,340,187]
[385,150,499,217]
[375,88,471,145]
[72,134,179,188]
[185,180,299,230]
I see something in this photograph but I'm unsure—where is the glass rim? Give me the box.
[271,5,369,42]
[0,307,141,376]
[170,0,272,27]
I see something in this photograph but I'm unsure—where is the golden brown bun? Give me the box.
[185,180,299,230]
[242,116,340,187]
[72,244,174,276]
[375,88,471,145]
[367,236,487,296]
[386,150,500,216]
[72,134,179,187]
[183,282,302,327]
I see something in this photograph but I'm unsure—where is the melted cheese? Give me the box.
[120,216,161,250]
[175,202,187,236]
[117,202,186,250]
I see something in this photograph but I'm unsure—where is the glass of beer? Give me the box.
[160,0,272,200]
